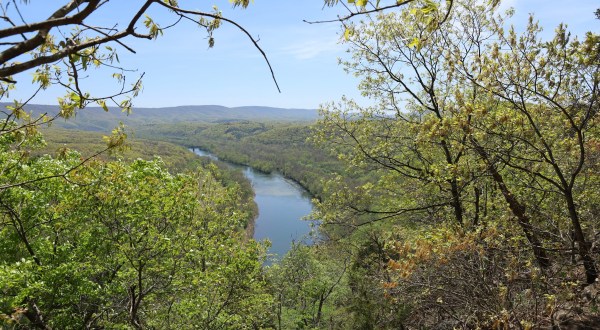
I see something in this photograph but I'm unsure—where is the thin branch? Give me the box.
[354,202,452,227]
[81,23,137,54]
[304,1,417,24]
[0,0,100,39]
[153,1,281,92]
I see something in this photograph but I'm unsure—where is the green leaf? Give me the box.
[408,37,421,49]
[97,100,109,112]
[344,28,355,41]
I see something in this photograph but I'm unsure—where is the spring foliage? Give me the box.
[0,126,270,328]
[313,0,600,327]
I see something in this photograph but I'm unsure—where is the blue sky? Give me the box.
[6,0,600,109]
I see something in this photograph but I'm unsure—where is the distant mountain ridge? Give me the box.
[3,103,319,132]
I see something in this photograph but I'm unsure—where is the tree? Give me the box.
[318,0,600,276]
[315,0,494,230]
[315,0,600,326]
[0,0,278,100]
[0,0,276,133]
[471,19,600,283]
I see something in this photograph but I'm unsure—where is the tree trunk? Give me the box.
[565,189,598,284]
[474,186,481,226]
[25,300,51,330]
[450,178,464,226]
[472,140,550,268]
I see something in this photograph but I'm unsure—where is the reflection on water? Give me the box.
[192,148,315,262]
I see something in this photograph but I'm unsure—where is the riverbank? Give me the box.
[192,152,259,237]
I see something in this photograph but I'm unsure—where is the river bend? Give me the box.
[191,148,315,262]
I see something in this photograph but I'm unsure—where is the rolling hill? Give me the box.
[6,103,319,132]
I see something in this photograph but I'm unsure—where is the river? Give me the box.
[191,148,315,263]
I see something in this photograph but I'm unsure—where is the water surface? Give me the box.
[192,148,315,262]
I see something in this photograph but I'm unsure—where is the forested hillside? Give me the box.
[38,127,259,224]
[136,121,354,198]
[38,128,201,172]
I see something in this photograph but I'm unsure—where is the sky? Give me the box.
[5,0,600,110]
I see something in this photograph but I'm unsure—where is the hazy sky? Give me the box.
[6,0,600,109]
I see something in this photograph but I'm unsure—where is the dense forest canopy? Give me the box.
[1,0,600,329]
